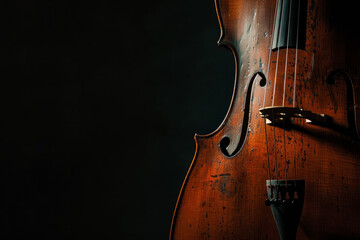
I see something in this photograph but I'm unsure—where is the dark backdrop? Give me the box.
[0,0,233,239]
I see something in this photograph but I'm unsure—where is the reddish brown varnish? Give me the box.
[170,0,360,239]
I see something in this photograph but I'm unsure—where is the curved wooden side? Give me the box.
[170,0,360,239]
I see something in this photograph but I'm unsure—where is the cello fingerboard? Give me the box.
[272,0,307,51]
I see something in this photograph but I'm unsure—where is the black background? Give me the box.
[0,0,233,239]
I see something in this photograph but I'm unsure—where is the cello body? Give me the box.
[170,0,360,239]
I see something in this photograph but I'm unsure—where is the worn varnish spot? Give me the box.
[213,176,237,198]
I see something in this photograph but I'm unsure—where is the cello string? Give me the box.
[271,0,285,107]
[264,122,272,186]
[283,0,293,107]
[282,0,293,187]
[272,0,287,187]
[263,0,279,108]
[263,0,279,188]
[293,0,301,109]
[293,0,301,183]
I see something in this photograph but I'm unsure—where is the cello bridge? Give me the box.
[259,106,331,126]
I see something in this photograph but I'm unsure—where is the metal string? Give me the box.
[263,0,279,108]
[263,0,280,189]
[283,0,293,107]
[282,0,293,187]
[272,0,287,186]
[293,0,301,182]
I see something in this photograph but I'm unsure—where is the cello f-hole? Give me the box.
[220,72,267,157]
[327,69,359,138]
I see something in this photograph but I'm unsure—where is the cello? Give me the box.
[170,0,360,239]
